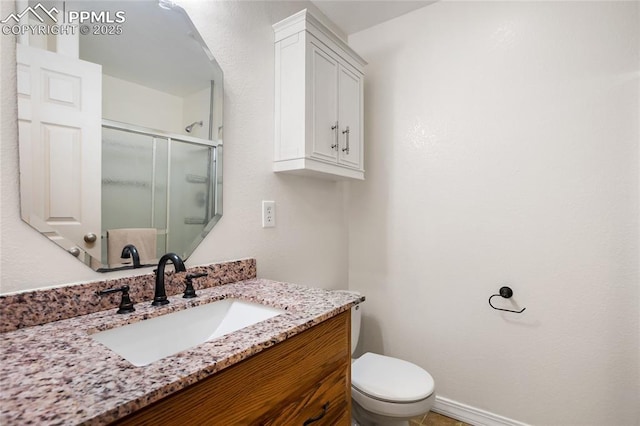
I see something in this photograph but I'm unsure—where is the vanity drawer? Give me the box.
[263,367,350,425]
[115,310,350,425]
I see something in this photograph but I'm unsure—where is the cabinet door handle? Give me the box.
[303,402,329,425]
[331,122,339,150]
[341,126,350,155]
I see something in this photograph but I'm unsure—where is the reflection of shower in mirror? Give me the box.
[101,122,221,270]
[185,121,203,133]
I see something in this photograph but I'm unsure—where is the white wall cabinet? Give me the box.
[273,10,367,180]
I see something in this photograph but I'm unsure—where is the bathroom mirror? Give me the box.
[15,0,223,271]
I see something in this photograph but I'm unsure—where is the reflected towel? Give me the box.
[107,228,157,266]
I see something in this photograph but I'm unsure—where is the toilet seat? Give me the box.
[351,352,435,403]
[352,384,435,419]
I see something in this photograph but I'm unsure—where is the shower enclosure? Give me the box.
[101,121,222,268]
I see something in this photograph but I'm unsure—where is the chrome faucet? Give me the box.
[152,253,186,306]
[121,244,141,268]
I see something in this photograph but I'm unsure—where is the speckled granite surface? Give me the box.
[0,278,363,425]
[0,258,256,332]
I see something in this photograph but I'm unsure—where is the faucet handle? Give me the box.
[183,273,207,298]
[97,285,135,314]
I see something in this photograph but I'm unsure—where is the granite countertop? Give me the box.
[0,278,363,425]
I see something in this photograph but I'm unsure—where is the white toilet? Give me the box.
[350,298,435,426]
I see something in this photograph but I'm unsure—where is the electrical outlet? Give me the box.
[262,201,275,228]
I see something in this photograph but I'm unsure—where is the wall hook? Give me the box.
[488,286,526,313]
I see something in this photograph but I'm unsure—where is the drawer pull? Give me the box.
[303,402,329,425]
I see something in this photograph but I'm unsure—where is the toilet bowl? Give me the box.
[349,296,435,426]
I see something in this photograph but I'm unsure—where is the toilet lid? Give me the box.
[351,352,434,403]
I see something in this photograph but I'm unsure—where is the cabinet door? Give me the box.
[337,66,362,170]
[264,368,350,425]
[310,43,339,163]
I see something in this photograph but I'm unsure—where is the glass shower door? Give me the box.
[167,140,215,258]
[101,128,168,266]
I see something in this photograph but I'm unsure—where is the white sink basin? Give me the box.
[91,299,284,367]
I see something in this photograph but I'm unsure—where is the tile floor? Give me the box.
[411,412,472,426]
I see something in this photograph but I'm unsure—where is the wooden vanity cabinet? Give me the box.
[115,310,351,425]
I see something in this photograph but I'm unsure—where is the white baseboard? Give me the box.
[432,396,530,426]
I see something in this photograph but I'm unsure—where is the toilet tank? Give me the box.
[351,303,362,356]
[340,290,363,356]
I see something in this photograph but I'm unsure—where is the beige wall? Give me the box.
[348,1,639,425]
[102,74,184,134]
[0,0,349,294]
[182,85,211,140]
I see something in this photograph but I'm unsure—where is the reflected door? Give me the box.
[17,44,102,259]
